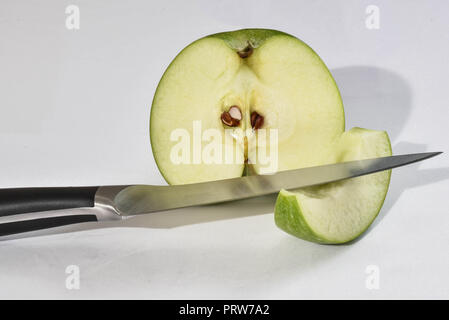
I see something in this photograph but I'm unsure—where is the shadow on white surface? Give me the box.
[332,66,412,140]
[0,194,279,241]
[0,228,346,299]
[369,142,448,224]
[333,66,448,242]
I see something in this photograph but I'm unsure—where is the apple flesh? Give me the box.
[150,29,344,184]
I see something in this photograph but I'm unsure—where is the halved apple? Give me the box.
[150,29,344,184]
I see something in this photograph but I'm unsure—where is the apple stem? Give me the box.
[237,43,253,58]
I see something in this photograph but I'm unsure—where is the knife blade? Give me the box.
[0,151,442,236]
[110,151,442,215]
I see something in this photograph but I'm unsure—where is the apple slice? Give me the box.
[150,29,344,184]
[274,128,392,244]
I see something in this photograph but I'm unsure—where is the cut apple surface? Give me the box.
[150,29,344,184]
[274,128,392,244]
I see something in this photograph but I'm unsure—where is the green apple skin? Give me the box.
[275,190,329,244]
[150,28,345,185]
[274,128,392,244]
[208,29,296,52]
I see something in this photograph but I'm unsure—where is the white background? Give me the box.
[0,0,448,299]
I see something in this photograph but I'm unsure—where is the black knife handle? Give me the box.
[0,214,99,237]
[0,187,102,237]
[0,187,99,217]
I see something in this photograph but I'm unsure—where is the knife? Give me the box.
[0,152,441,236]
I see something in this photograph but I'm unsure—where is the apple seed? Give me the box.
[254,115,264,130]
[221,105,242,127]
[221,111,233,126]
[221,111,239,127]
[250,111,258,127]
[229,105,242,120]
[251,111,264,130]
